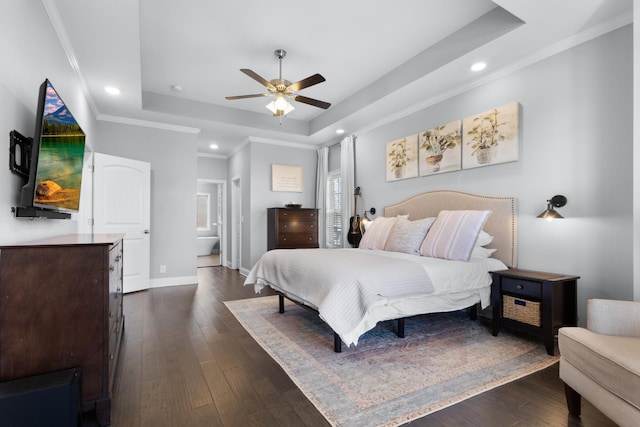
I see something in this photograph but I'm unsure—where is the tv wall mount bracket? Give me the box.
[9,130,32,178]
[8,130,71,219]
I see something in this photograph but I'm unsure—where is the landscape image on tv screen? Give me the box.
[34,81,86,211]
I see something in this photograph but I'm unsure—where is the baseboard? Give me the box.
[150,275,198,288]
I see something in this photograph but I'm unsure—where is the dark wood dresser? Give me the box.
[0,234,124,426]
[267,207,319,250]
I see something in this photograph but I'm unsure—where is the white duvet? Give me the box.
[244,248,507,347]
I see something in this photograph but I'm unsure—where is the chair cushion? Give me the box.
[559,327,640,410]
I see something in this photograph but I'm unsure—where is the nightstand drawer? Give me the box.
[501,277,541,299]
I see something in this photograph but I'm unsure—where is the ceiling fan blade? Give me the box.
[292,95,331,109]
[225,93,270,100]
[240,69,276,90]
[287,74,326,92]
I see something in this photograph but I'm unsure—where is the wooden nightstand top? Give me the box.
[493,268,580,282]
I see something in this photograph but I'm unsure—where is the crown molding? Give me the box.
[96,114,201,134]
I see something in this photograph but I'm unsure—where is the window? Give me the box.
[326,171,342,248]
[196,193,211,231]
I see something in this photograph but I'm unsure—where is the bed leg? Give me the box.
[278,294,285,313]
[397,318,405,338]
[469,304,478,320]
[334,333,342,353]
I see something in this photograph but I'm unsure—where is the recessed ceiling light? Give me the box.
[172,85,183,93]
[336,129,345,135]
[470,62,487,72]
[104,86,121,95]
[209,144,218,150]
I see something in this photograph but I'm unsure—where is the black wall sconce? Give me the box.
[537,195,567,220]
[359,207,376,233]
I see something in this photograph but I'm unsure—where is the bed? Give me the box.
[244,190,517,352]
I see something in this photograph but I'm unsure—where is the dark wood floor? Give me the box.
[97,266,616,427]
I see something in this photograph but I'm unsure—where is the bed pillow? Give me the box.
[476,230,493,247]
[419,210,492,261]
[384,216,435,255]
[470,246,497,258]
[358,216,401,250]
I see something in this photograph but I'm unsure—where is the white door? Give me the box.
[94,153,151,293]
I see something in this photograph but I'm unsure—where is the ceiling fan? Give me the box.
[226,49,331,117]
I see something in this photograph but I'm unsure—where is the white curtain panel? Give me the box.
[315,146,328,248]
[340,136,355,248]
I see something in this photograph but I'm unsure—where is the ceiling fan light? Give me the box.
[274,93,288,110]
[266,98,294,116]
[282,100,295,115]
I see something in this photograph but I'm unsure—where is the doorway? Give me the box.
[196,179,226,268]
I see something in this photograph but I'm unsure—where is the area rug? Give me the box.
[225,296,559,427]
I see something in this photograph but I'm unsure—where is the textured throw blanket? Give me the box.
[244,249,434,346]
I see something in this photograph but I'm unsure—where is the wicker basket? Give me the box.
[503,295,541,327]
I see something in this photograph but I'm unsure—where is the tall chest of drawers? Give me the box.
[0,234,124,426]
[268,208,319,250]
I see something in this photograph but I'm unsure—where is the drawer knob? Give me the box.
[109,265,115,272]
[517,284,523,290]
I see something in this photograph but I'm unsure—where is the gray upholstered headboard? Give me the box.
[384,190,517,268]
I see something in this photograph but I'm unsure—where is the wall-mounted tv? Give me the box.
[19,79,86,216]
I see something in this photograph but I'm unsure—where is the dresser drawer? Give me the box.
[277,233,318,248]
[278,220,316,234]
[501,277,541,299]
[277,210,316,221]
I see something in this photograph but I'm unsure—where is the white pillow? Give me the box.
[476,230,493,247]
[358,216,399,250]
[470,246,497,258]
[419,210,492,261]
[384,216,435,255]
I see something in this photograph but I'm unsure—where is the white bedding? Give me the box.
[244,248,507,347]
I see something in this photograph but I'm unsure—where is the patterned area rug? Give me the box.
[225,296,559,427]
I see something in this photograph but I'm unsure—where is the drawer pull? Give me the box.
[517,284,523,290]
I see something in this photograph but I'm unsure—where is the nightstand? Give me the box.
[491,268,579,355]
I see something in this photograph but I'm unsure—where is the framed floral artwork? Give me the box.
[462,101,519,169]
[418,120,462,176]
[386,134,418,182]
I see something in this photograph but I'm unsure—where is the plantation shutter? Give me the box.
[326,171,342,248]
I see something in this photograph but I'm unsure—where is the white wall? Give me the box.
[93,120,199,285]
[197,155,227,180]
[249,141,317,268]
[227,139,317,272]
[0,1,97,244]
[356,25,633,324]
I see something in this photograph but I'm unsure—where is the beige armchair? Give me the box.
[558,299,640,427]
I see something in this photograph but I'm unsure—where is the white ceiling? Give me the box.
[45,0,632,156]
